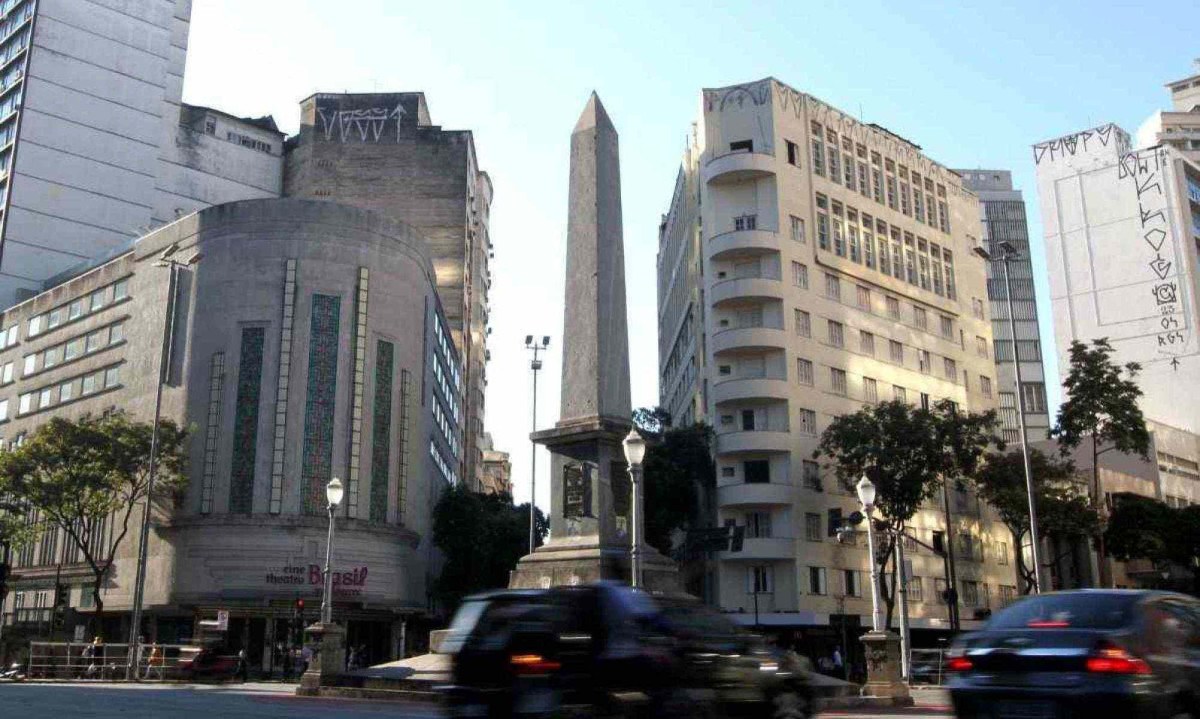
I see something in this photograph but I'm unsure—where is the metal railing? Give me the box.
[25,642,195,680]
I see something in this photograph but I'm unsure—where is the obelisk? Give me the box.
[509,93,676,591]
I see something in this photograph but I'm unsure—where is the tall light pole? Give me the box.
[126,245,201,679]
[321,478,344,624]
[856,475,884,633]
[973,241,1043,593]
[525,335,550,554]
[622,429,647,590]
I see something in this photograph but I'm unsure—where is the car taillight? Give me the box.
[509,653,561,675]
[1086,643,1151,675]
[947,656,973,672]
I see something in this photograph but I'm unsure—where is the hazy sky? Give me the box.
[183,0,1197,513]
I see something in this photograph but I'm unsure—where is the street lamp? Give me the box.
[126,245,200,679]
[856,475,884,633]
[622,429,647,590]
[321,477,344,625]
[525,335,550,554]
[973,241,1043,594]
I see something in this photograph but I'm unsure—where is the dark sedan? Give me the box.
[948,589,1200,719]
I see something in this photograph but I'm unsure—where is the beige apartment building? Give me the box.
[657,78,1017,645]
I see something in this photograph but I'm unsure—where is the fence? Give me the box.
[909,648,949,686]
[26,642,197,680]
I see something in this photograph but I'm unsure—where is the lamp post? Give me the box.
[973,241,1043,593]
[320,477,344,625]
[622,429,647,590]
[525,335,550,554]
[856,475,884,632]
[126,245,201,679]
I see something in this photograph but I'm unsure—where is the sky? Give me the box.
[183,0,1198,513]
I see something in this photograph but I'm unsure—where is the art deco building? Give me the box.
[657,78,1015,643]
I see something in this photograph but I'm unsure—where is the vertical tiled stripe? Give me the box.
[397,368,412,524]
[347,268,368,516]
[229,327,265,514]
[199,351,225,514]
[269,259,296,514]
[370,340,394,523]
[301,294,341,515]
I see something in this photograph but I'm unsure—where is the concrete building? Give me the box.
[955,170,1051,444]
[1137,61,1200,165]
[479,433,512,496]
[0,0,193,306]
[283,93,493,491]
[0,198,463,669]
[656,77,1016,647]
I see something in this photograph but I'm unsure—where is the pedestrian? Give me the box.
[282,646,293,681]
[833,646,845,679]
[83,636,103,679]
[300,645,312,675]
[236,648,248,682]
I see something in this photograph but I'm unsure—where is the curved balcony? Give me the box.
[716,430,792,455]
[711,326,787,355]
[711,377,791,405]
[718,481,793,507]
[702,151,777,185]
[719,537,794,561]
[710,277,784,307]
[708,228,781,261]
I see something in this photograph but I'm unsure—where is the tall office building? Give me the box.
[0,0,193,305]
[955,170,1050,444]
[1137,61,1200,165]
[657,77,1014,642]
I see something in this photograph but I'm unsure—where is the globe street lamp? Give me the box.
[622,429,647,590]
[320,477,344,624]
[856,475,884,633]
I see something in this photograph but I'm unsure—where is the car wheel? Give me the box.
[770,690,810,719]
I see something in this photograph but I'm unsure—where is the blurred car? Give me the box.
[176,643,242,681]
[948,589,1200,719]
[443,582,814,718]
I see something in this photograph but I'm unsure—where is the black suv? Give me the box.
[443,582,813,718]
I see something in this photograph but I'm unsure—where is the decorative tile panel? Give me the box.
[199,351,225,514]
[301,294,341,515]
[269,259,297,514]
[370,340,394,523]
[346,269,368,516]
[229,328,265,514]
[398,368,412,524]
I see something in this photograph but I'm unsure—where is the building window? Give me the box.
[827,320,844,348]
[805,512,822,541]
[972,297,985,319]
[750,565,774,594]
[741,409,756,431]
[981,376,993,398]
[886,296,900,319]
[18,392,30,414]
[229,327,265,515]
[940,315,953,338]
[790,215,805,243]
[824,273,840,301]
[734,214,757,231]
[786,140,800,166]
[204,115,217,134]
[889,340,904,364]
[996,541,1009,566]
[860,331,875,356]
[301,295,342,514]
[976,336,988,358]
[1021,382,1047,414]
[792,261,809,289]
[817,212,830,251]
[744,460,770,484]
[0,362,11,383]
[893,385,907,403]
[918,350,931,374]
[909,576,924,602]
[809,567,828,595]
[913,306,927,330]
[844,570,862,597]
[962,580,980,607]
[811,126,825,175]
[856,284,870,310]
[944,358,957,382]
[798,408,817,436]
[864,377,878,403]
[796,358,814,385]
[830,368,847,396]
[920,392,930,409]
[802,459,821,490]
[370,340,395,523]
[747,511,772,538]
[794,309,811,337]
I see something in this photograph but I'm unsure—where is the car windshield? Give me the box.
[655,601,746,650]
[988,593,1139,630]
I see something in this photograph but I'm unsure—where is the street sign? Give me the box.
[73,624,85,642]
[216,609,229,631]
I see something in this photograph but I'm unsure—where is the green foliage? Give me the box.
[642,423,715,556]
[1051,339,1150,459]
[0,412,188,635]
[432,486,548,610]
[1104,492,1173,563]
[632,406,672,438]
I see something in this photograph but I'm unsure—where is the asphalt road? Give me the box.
[0,681,955,718]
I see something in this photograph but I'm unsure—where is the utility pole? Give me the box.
[525,336,550,554]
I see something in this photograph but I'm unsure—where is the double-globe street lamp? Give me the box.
[856,476,885,634]
[622,429,647,590]
[320,477,345,625]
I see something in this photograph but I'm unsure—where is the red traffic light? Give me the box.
[296,599,304,609]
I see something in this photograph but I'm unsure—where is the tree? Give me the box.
[972,449,1100,594]
[432,487,548,610]
[641,423,715,557]
[0,413,188,637]
[816,400,1000,625]
[1051,338,1151,586]
[632,406,672,438]
[1104,492,1172,566]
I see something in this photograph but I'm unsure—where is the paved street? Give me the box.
[0,681,953,718]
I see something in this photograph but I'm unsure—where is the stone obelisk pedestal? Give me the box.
[860,630,913,705]
[509,93,676,593]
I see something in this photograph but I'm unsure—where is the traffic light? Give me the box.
[293,598,306,644]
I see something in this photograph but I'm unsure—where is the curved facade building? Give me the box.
[0,198,463,668]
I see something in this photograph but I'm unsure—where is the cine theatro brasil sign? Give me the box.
[264,563,369,597]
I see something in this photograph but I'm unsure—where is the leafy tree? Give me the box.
[641,423,715,557]
[816,400,1000,625]
[972,450,1100,594]
[0,413,188,637]
[1104,492,1173,565]
[432,487,548,610]
[1051,338,1150,586]
[632,406,672,438]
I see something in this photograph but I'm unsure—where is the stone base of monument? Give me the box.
[508,538,678,592]
[295,622,346,696]
[859,630,913,705]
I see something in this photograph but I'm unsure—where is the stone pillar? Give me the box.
[860,630,912,705]
[295,622,345,696]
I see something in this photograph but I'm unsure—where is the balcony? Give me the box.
[708,228,780,261]
[719,536,794,561]
[718,481,793,507]
[710,276,784,307]
[716,430,791,454]
[711,325,787,354]
[702,150,776,185]
[711,377,791,404]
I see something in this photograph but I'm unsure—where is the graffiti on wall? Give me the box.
[1032,124,1127,165]
[316,103,406,143]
